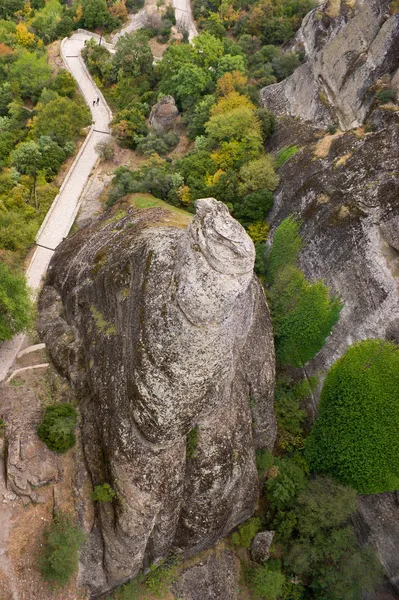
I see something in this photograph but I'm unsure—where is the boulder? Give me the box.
[261,0,399,130]
[251,530,274,564]
[149,95,179,133]
[38,198,276,594]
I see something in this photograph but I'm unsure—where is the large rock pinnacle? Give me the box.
[38,198,276,594]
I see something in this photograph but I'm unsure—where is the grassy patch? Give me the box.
[128,193,191,229]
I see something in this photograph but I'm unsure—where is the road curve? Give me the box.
[0,32,112,382]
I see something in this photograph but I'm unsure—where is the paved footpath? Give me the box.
[0,4,200,382]
[0,32,112,382]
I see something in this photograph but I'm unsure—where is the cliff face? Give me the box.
[38,198,276,594]
[261,0,399,130]
[265,100,399,596]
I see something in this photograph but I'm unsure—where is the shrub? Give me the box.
[0,262,33,341]
[37,403,78,454]
[266,457,307,510]
[270,266,342,368]
[92,483,116,502]
[0,418,5,437]
[283,477,381,600]
[266,215,303,285]
[274,377,309,452]
[275,145,298,169]
[256,449,274,474]
[40,511,85,586]
[232,517,262,548]
[247,220,269,243]
[249,559,285,600]
[305,339,399,493]
[239,155,280,196]
[95,139,115,161]
[145,557,180,597]
[256,107,276,143]
[186,425,199,459]
[374,88,397,105]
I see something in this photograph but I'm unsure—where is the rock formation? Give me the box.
[38,198,276,594]
[261,0,399,130]
[149,95,179,133]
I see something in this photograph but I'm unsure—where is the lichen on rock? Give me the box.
[38,198,276,594]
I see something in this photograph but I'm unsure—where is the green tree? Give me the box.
[52,69,77,98]
[266,456,307,510]
[0,0,24,19]
[266,215,303,285]
[305,339,399,494]
[81,0,109,29]
[33,96,90,145]
[40,511,85,586]
[9,50,52,100]
[161,63,212,111]
[11,140,41,176]
[0,262,33,341]
[284,477,381,600]
[37,403,78,454]
[238,155,279,195]
[249,560,285,600]
[113,31,153,80]
[270,266,342,368]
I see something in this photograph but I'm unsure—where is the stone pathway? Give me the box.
[0,2,200,382]
[173,0,198,40]
[0,33,112,382]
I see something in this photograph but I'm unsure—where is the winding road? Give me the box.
[0,0,198,382]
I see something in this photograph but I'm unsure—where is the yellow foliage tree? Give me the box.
[247,220,270,243]
[216,71,248,97]
[210,90,255,116]
[73,4,83,23]
[16,23,36,48]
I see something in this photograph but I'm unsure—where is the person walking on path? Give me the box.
[93,99,96,107]
[96,97,99,105]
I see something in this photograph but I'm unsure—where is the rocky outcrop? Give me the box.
[261,0,399,130]
[38,198,276,594]
[251,530,274,563]
[149,95,179,133]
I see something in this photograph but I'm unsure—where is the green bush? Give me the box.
[305,339,399,493]
[274,377,308,451]
[92,483,116,503]
[232,517,262,548]
[270,265,342,367]
[249,559,285,600]
[145,557,180,597]
[256,448,274,474]
[40,511,85,587]
[275,145,298,169]
[266,457,307,510]
[374,88,397,105]
[283,477,381,600]
[37,403,78,454]
[266,215,303,285]
[0,262,33,341]
[186,424,199,459]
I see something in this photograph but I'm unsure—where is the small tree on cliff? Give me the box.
[305,339,399,494]
[267,216,342,371]
[0,262,33,341]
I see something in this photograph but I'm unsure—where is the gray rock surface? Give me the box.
[149,95,179,133]
[173,547,242,600]
[261,0,399,130]
[38,198,276,594]
[251,530,274,564]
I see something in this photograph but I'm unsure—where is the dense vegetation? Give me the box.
[37,403,78,453]
[306,339,399,494]
[0,261,33,340]
[40,511,85,586]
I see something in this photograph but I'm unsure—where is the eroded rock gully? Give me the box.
[38,198,276,595]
